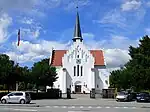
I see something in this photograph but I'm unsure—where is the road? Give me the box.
[0,94,150,112]
[0,105,149,112]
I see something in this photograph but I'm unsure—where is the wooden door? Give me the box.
[75,85,81,93]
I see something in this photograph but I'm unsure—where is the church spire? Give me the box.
[72,6,83,42]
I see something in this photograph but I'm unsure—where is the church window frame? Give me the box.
[74,66,76,76]
[81,66,83,76]
[77,65,79,76]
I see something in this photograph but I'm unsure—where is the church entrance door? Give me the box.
[75,85,81,93]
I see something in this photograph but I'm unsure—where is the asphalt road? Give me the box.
[0,106,149,112]
[0,94,150,112]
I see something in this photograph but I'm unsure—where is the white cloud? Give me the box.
[64,0,91,10]
[6,40,70,63]
[0,0,141,71]
[83,33,95,39]
[19,16,43,39]
[84,34,138,68]
[0,0,39,12]
[104,49,130,68]
[86,35,138,50]
[20,26,42,39]
[0,13,12,43]
[5,33,139,70]
[99,9,127,29]
[0,0,91,15]
[145,28,150,35]
[0,0,48,17]
[121,0,142,11]
[6,51,44,64]
[147,1,150,7]
[96,1,146,34]
[20,17,34,25]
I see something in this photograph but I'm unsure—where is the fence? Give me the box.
[102,88,116,98]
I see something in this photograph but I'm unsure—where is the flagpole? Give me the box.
[16,29,20,91]
[49,47,54,65]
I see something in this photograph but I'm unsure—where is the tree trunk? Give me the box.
[16,82,19,91]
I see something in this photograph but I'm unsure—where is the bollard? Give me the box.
[90,88,96,99]
[67,88,71,99]
[59,90,62,98]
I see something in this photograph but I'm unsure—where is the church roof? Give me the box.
[73,12,82,38]
[50,50,105,66]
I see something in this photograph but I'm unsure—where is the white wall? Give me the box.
[95,66,110,90]
[62,41,94,93]
[51,41,110,94]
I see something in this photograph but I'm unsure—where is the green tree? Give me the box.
[110,35,150,91]
[0,54,21,92]
[17,66,32,91]
[31,58,58,92]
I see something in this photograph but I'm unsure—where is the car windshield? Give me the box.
[118,92,127,95]
[7,93,14,96]
[137,93,149,96]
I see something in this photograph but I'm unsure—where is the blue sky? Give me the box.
[0,0,150,70]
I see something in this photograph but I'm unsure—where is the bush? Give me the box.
[27,83,34,90]
[18,82,25,91]
[0,85,4,90]
[0,92,9,99]
[0,89,61,100]
[29,89,61,100]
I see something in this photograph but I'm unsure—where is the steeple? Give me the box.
[72,6,83,42]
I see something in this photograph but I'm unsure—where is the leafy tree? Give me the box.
[110,35,150,91]
[16,66,32,91]
[0,54,21,92]
[31,58,58,92]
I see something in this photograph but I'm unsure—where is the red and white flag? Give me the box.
[17,29,20,46]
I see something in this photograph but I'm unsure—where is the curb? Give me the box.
[141,106,150,108]
[0,104,40,107]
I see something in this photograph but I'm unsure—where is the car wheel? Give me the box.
[116,99,119,102]
[20,99,25,104]
[1,99,7,104]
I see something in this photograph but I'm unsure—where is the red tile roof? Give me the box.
[50,50,105,66]
[90,50,105,66]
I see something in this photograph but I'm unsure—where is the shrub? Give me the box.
[29,89,61,100]
[0,85,4,90]
[0,92,9,99]
[0,89,61,100]
[18,82,25,91]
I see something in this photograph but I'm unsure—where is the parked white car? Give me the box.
[1,91,31,104]
[116,91,128,101]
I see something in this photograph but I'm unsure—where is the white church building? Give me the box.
[48,11,110,94]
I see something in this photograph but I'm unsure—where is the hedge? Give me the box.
[0,92,8,99]
[29,89,61,100]
[0,89,62,100]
